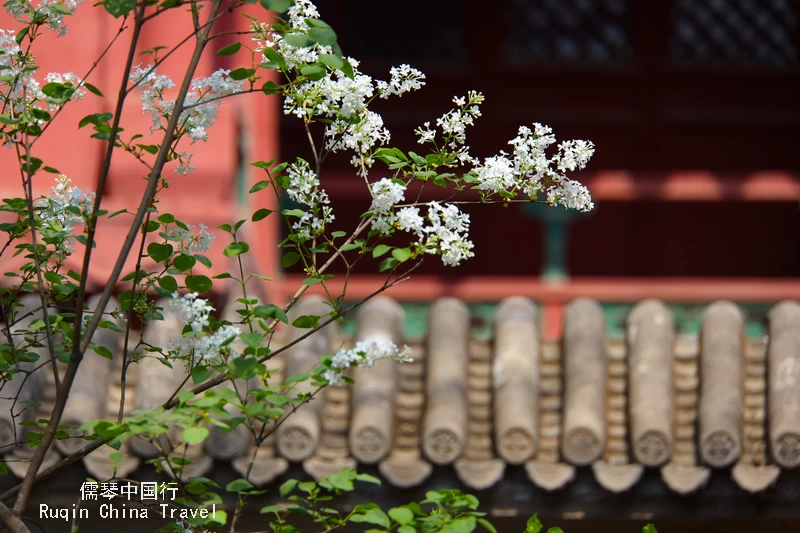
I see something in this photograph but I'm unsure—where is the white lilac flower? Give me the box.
[253,6,333,72]
[467,121,594,211]
[287,0,320,30]
[190,324,241,363]
[474,155,515,193]
[418,201,474,267]
[188,223,214,252]
[129,66,241,143]
[168,292,213,332]
[396,206,425,236]
[0,29,85,127]
[167,293,240,363]
[414,121,436,144]
[285,158,334,239]
[546,178,594,213]
[437,91,484,149]
[368,178,405,235]
[325,110,391,177]
[554,139,595,172]
[166,223,216,253]
[369,178,405,214]
[377,64,426,98]
[5,0,84,36]
[35,175,95,254]
[323,339,413,386]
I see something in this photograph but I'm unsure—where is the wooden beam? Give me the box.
[277,275,800,303]
[311,170,800,202]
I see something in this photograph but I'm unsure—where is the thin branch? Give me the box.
[0,500,28,533]
[15,131,61,391]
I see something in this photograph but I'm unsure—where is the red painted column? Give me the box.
[234,7,282,305]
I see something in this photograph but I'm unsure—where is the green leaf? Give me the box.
[249,180,270,193]
[103,0,134,18]
[229,356,259,379]
[391,247,411,262]
[284,33,313,48]
[253,304,288,324]
[378,257,399,272]
[388,507,413,525]
[78,112,113,130]
[83,83,104,97]
[350,509,390,529]
[147,242,173,263]
[302,274,332,286]
[260,0,293,12]
[282,252,300,268]
[318,54,344,70]
[279,479,298,497]
[355,473,381,485]
[223,242,250,257]
[185,275,212,293]
[239,333,263,350]
[173,254,196,272]
[191,365,211,384]
[14,26,28,45]
[526,515,543,533]
[546,528,564,533]
[372,244,390,258]
[340,57,355,79]
[262,80,281,95]
[300,65,326,81]
[477,518,497,533]
[226,478,254,493]
[194,254,212,269]
[260,504,284,515]
[252,208,273,222]
[284,372,310,384]
[291,315,318,329]
[308,26,337,46]
[41,83,72,101]
[212,272,232,279]
[228,68,253,81]
[182,427,209,445]
[92,346,113,360]
[450,516,476,533]
[216,42,242,56]
[642,526,658,533]
[282,208,306,218]
[263,48,287,70]
[158,275,178,293]
[186,482,207,495]
[135,144,157,155]
[48,3,72,13]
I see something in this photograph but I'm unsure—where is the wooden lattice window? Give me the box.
[670,0,798,67]
[504,0,633,64]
